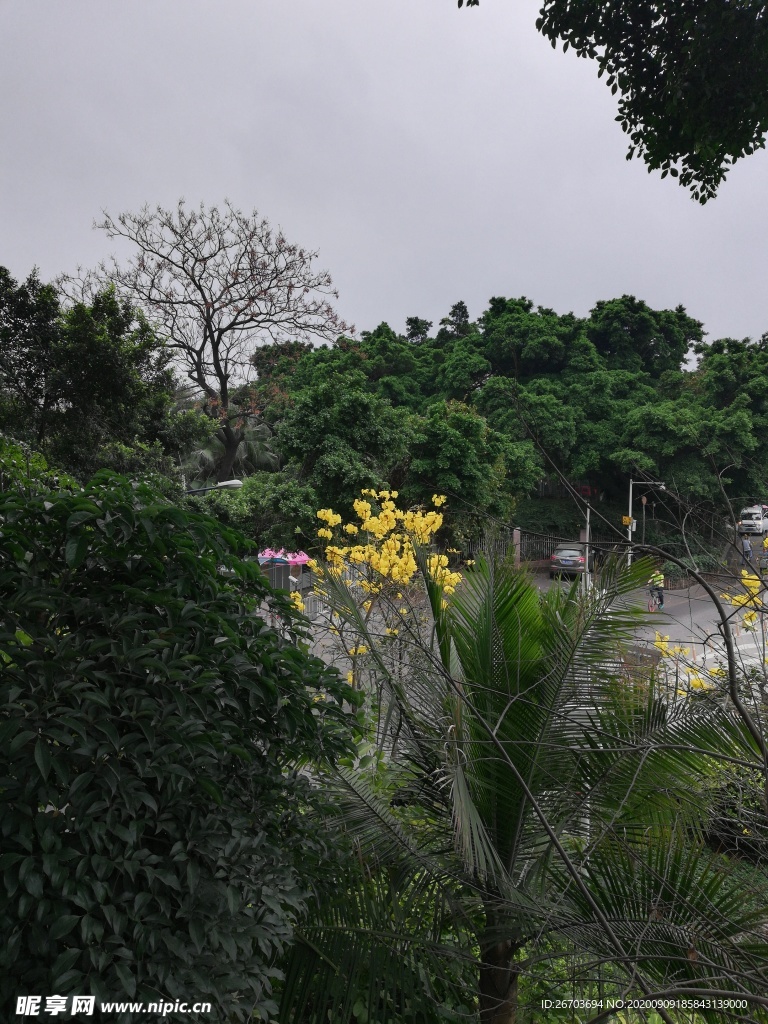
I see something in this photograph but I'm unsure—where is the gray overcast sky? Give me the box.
[2,0,767,343]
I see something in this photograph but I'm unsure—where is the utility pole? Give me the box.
[641,494,647,545]
[626,479,634,567]
[583,502,591,596]
[627,480,666,566]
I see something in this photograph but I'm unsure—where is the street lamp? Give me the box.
[627,479,665,565]
[184,479,244,496]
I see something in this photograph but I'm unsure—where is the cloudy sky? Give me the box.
[2,0,768,343]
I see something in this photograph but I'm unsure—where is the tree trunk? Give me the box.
[479,938,519,1024]
[216,423,242,482]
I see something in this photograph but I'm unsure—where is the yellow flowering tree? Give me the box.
[308,489,465,689]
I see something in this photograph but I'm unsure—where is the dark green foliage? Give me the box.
[0,475,355,1020]
[275,368,412,511]
[280,854,480,1024]
[190,472,320,551]
[402,400,515,541]
[535,0,768,202]
[0,434,78,495]
[462,0,768,202]
[586,295,703,376]
[0,268,178,481]
[0,267,61,440]
[404,316,432,343]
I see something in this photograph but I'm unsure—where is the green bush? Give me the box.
[190,472,319,552]
[661,552,722,581]
[0,475,355,1021]
[0,433,78,494]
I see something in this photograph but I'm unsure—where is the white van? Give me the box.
[738,506,768,535]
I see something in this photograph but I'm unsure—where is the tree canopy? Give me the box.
[63,200,348,481]
[0,268,179,481]
[460,0,768,202]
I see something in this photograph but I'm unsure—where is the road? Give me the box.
[538,573,768,680]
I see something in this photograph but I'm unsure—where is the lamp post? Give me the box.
[582,501,592,596]
[184,479,244,496]
[627,479,665,565]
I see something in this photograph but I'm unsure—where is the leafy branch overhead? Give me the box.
[459,0,768,202]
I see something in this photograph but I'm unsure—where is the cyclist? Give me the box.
[648,568,665,611]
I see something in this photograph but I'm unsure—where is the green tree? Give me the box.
[480,296,581,381]
[586,295,703,376]
[0,268,177,480]
[276,368,412,511]
[0,475,355,1020]
[404,315,433,343]
[192,472,320,551]
[0,267,61,445]
[48,289,176,479]
[404,400,515,538]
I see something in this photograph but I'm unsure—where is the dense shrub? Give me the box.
[661,552,723,581]
[0,475,355,1021]
[191,472,319,552]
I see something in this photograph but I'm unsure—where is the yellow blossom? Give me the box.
[290,591,306,613]
[316,508,342,527]
[688,674,713,691]
[312,488,463,616]
[348,645,369,657]
[346,670,354,684]
[653,632,671,657]
[432,494,447,507]
[317,527,333,540]
[353,499,372,522]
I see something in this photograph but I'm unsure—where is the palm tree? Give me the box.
[279,556,768,1023]
[183,417,278,484]
[171,383,279,485]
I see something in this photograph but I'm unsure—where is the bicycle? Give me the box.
[648,588,664,612]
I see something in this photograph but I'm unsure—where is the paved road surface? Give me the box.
[540,573,768,677]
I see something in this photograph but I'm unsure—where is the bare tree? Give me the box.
[64,200,349,481]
